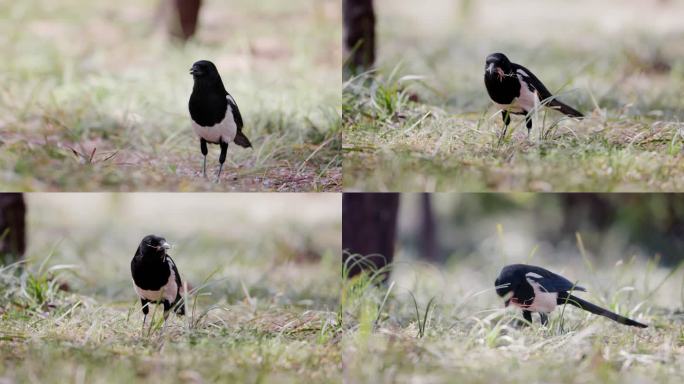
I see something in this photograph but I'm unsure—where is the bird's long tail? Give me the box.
[558,292,647,328]
[234,130,252,148]
[548,99,584,118]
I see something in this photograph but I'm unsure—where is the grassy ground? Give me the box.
[0,0,341,191]
[0,194,341,382]
[343,0,684,191]
[342,249,684,383]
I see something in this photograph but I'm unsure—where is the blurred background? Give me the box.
[344,193,684,309]
[1,193,341,308]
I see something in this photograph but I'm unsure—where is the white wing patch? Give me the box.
[513,75,539,112]
[526,272,543,279]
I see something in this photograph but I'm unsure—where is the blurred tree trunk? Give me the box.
[159,0,202,41]
[0,193,26,264]
[343,0,375,77]
[559,194,615,235]
[342,193,399,281]
[419,193,439,263]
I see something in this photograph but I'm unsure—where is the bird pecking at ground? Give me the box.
[495,264,647,328]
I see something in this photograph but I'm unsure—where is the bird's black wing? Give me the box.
[511,63,554,101]
[227,92,252,148]
[524,265,586,293]
[165,255,183,293]
[226,93,243,129]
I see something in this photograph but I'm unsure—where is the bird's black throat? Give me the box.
[131,248,171,291]
[484,71,521,105]
[189,76,229,127]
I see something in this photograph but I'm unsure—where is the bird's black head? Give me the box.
[190,60,220,80]
[139,234,171,260]
[485,53,512,81]
[494,265,520,307]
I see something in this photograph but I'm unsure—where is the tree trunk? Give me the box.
[163,0,202,41]
[419,193,439,262]
[343,0,376,76]
[342,193,399,281]
[0,193,26,264]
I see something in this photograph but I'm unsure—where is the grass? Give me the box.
[0,0,341,191]
[0,194,342,382]
[343,0,684,191]
[342,247,684,383]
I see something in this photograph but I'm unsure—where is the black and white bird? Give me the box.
[484,53,584,137]
[189,60,252,182]
[131,235,185,328]
[495,264,647,328]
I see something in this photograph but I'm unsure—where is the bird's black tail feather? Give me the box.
[234,130,252,148]
[558,292,647,328]
[549,99,584,118]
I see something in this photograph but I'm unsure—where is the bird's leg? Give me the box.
[519,310,533,327]
[161,300,172,334]
[499,110,511,144]
[525,113,533,138]
[539,313,549,326]
[216,140,228,183]
[200,139,208,178]
[141,299,150,334]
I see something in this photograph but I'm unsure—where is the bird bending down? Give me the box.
[495,264,647,328]
[484,53,583,139]
[131,234,185,330]
[189,60,252,182]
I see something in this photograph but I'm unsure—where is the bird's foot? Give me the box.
[202,156,207,178]
[215,165,224,183]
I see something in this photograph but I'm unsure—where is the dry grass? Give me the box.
[0,0,341,191]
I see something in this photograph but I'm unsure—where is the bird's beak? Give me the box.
[161,241,171,250]
[189,66,201,76]
[487,63,495,76]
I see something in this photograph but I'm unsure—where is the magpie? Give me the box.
[189,60,252,182]
[484,53,584,138]
[131,235,185,328]
[495,264,647,328]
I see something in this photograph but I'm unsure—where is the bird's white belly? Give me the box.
[496,77,539,114]
[527,279,558,313]
[133,264,178,303]
[192,110,237,144]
